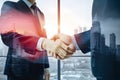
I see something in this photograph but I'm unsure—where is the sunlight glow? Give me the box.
[42,0,93,38]
[45,6,92,37]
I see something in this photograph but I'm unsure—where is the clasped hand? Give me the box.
[42,34,75,60]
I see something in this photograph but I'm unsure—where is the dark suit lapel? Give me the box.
[16,0,44,37]
[33,7,43,37]
[16,0,32,14]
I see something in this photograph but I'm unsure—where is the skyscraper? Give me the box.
[74,28,78,34]
[110,33,116,49]
[90,21,101,50]
[100,34,105,53]
[116,45,120,61]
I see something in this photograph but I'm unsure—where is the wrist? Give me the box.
[41,38,46,50]
[36,37,46,51]
[42,38,55,51]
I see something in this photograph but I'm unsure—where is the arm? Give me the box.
[1,32,39,51]
[52,30,91,54]
[73,30,91,53]
[1,1,71,60]
[0,2,43,60]
[51,31,91,58]
[1,32,44,61]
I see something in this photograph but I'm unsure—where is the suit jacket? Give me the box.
[74,0,120,78]
[1,0,49,77]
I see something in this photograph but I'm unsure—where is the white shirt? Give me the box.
[72,36,80,50]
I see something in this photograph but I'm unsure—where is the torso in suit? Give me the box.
[0,0,49,79]
[74,0,120,80]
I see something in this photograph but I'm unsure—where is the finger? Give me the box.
[53,52,58,59]
[59,33,72,45]
[60,42,69,51]
[66,47,75,54]
[57,48,67,58]
[68,44,76,52]
[56,50,71,60]
[50,52,61,60]
[64,54,72,58]
[54,39,67,57]
[48,44,66,59]
[56,54,64,60]
[51,34,60,40]
[52,53,64,60]
[60,43,74,54]
[49,51,54,57]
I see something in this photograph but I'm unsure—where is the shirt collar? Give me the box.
[22,0,33,8]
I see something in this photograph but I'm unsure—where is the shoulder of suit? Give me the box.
[3,1,17,8]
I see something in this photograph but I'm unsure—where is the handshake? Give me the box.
[42,34,76,60]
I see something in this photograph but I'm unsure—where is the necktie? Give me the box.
[31,3,37,15]
[31,4,42,36]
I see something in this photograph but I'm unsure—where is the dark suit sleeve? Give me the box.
[74,30,91,53]
[1,32,39,51]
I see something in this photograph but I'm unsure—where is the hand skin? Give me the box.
[52,33,75,52]
[51,33,76,59]
[42,38,73,60]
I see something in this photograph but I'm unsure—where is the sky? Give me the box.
[36,0,93,37]
[0,0,93,48]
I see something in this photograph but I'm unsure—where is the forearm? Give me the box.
[1,32,39,51]
[73,30,91,53]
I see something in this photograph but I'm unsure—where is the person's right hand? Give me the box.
[51,33,76,59]
[42,38,74,60]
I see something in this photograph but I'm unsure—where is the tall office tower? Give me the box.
[110,33,116,49]
[90,21,101,51]
[100,34,105,53]
[90,21,101,68]
[116,45,120,61]
[83,27,87,32]
[109,33,116,55]
[79,27,82,33]
[78,27,87,32]
[74,28,78,34]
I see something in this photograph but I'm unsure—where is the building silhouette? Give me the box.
[74,26,87,34]
[109,33,116,55]
[83,27,87,32]
[110,33,116,49]
[74,28,78,34]
[116,45,120,61]
[79,27,82,33]
[100,34,106,53]
[90,21,101,51]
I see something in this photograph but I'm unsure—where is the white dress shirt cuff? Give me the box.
[72,36,80,50]
[36,37,46,51]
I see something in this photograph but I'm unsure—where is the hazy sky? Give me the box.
[36,0,93,37]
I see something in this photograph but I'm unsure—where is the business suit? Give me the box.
[74,0,120,80]
[1,0,49,80]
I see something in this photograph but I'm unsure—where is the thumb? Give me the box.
[51,34,60,41]
[59,33,72,45]
[67,43,76,53]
